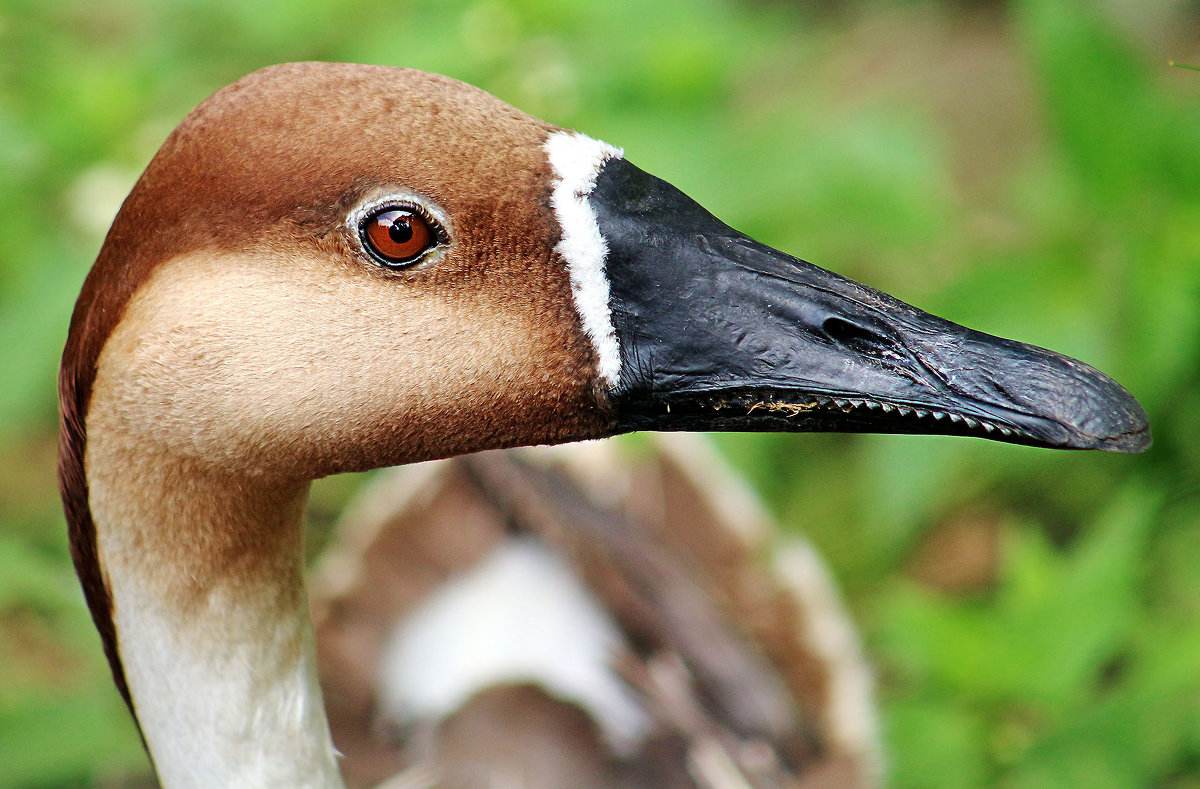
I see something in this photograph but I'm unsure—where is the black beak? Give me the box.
[593,158,1150,453]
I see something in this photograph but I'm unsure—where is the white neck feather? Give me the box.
[86,451,345,788]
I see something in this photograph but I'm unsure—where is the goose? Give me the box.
[59,62,1149,789]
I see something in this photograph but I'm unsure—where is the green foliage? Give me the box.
[1,0,1197,786]
[878,483,1194,787]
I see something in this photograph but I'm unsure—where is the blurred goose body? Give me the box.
[311,438,883,788]
[58,62,1148,789]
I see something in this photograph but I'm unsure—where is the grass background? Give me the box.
[1,0,1199,786]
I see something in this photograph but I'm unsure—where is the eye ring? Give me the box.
[358,203,446,268]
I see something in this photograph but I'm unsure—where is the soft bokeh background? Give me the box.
[2,0,1198,786]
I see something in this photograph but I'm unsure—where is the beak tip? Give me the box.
[1016,355,1152,454]
[1093,418,1152,454]
[1066,391,1152,454]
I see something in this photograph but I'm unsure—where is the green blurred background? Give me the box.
[2,0,1199,786]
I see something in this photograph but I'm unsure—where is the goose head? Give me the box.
[59,62,1148,787]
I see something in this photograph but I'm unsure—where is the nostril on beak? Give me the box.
[821,315,895,359]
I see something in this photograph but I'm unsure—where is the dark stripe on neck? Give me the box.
[59,328,142,739]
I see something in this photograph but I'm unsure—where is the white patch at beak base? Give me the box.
[545,130,624,390]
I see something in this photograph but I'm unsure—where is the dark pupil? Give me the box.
[388,215,414,244]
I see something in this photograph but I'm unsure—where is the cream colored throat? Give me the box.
[80,232,601,785]
[82,249,367,786]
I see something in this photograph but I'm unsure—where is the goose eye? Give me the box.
[361,208,437,267]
